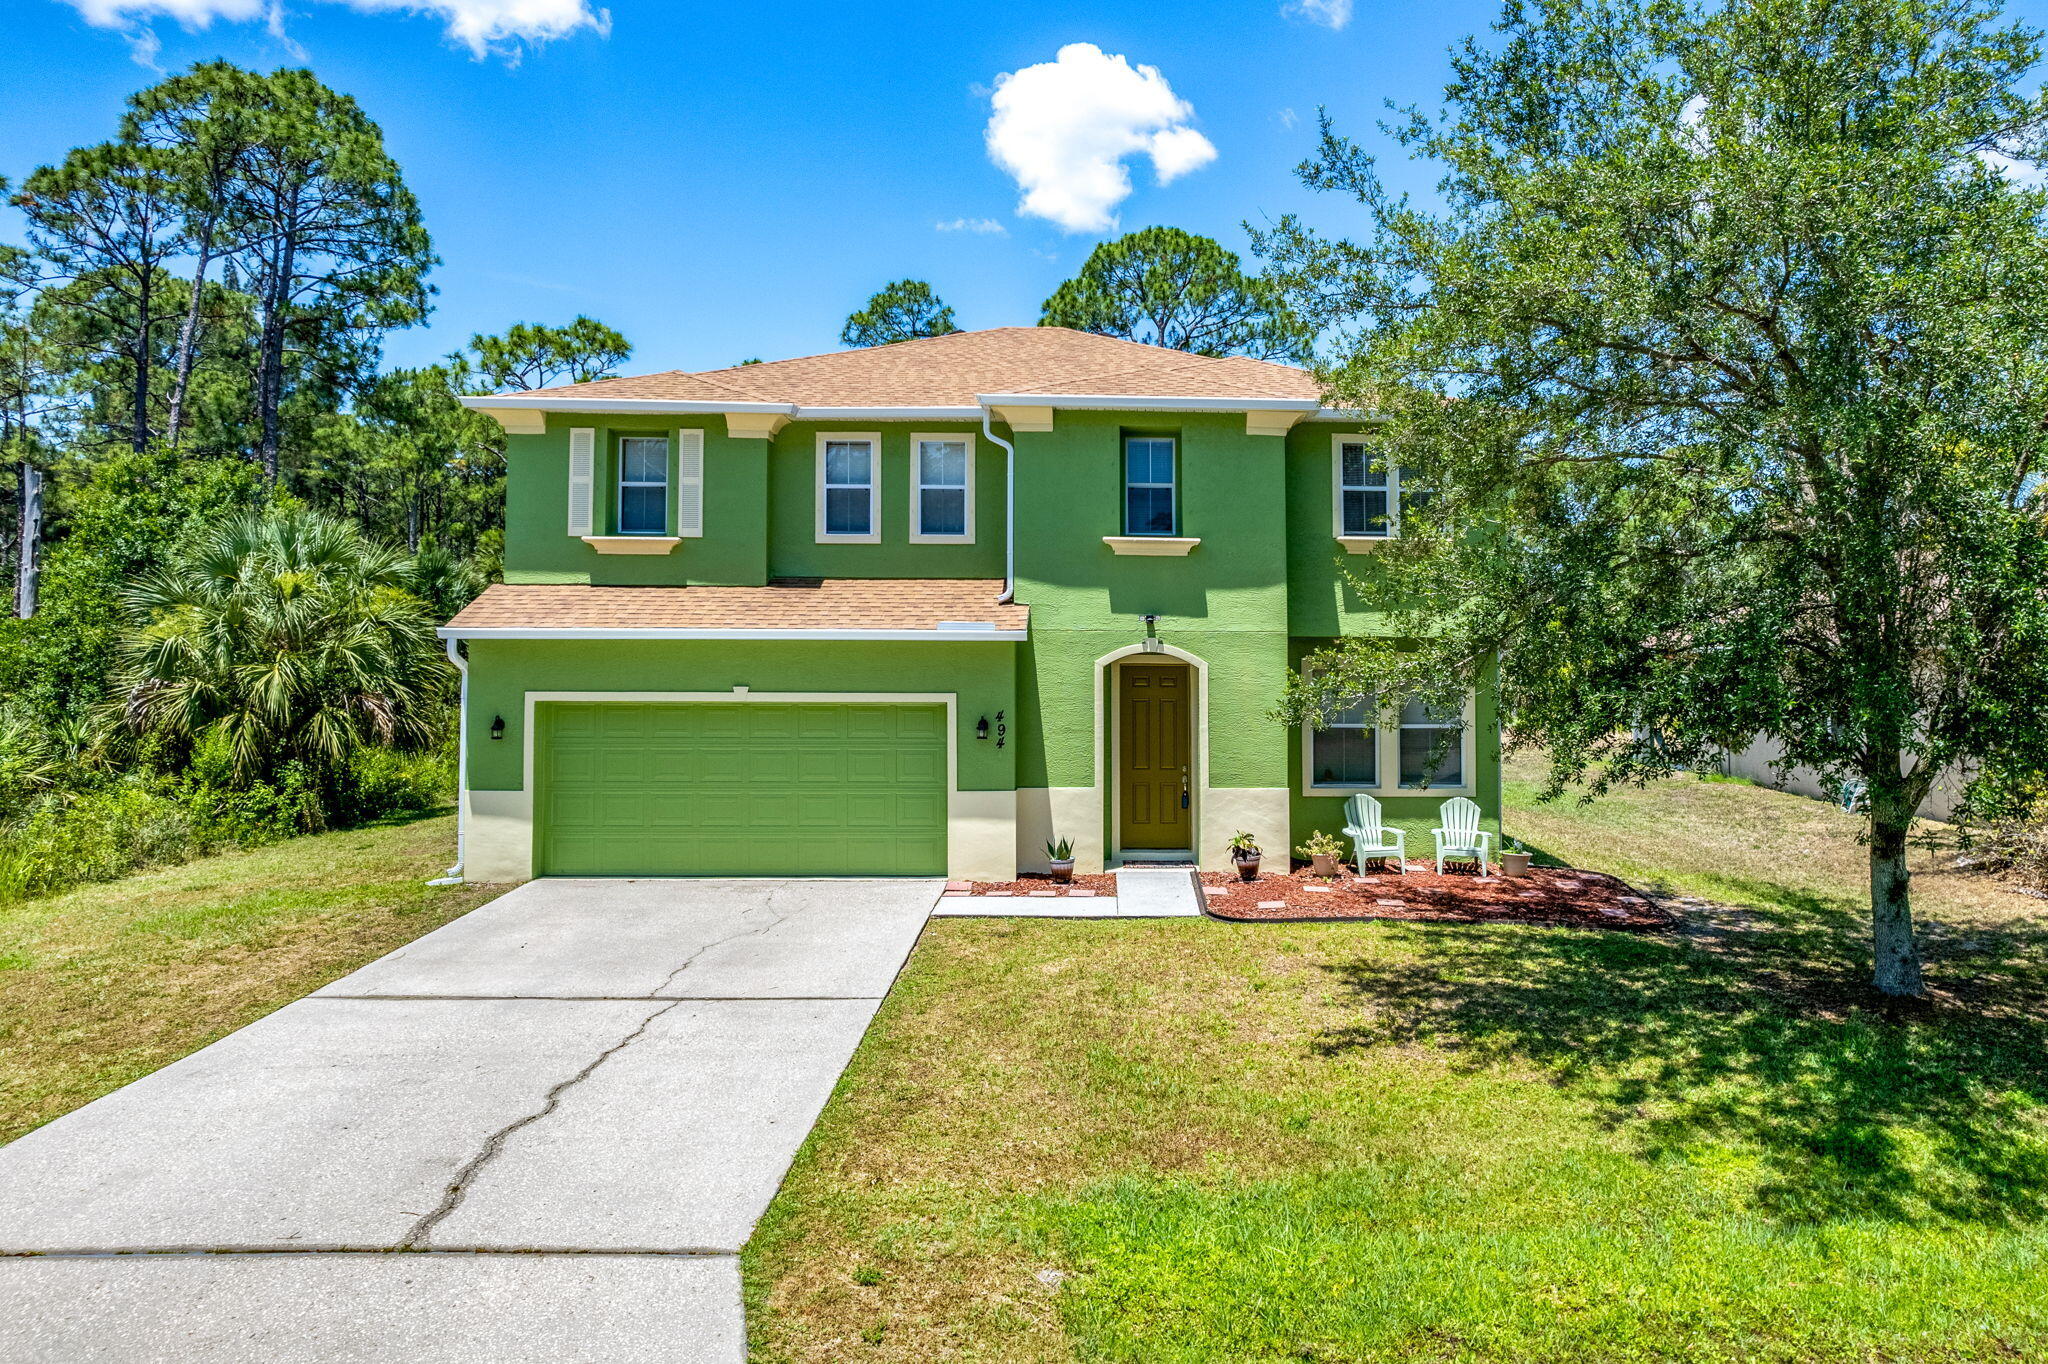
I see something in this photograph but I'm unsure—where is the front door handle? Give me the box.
[1181,772,1190,809]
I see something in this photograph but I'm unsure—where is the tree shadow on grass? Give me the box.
[1313,892,2048,1227]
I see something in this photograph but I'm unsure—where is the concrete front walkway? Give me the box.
[0,878,938,1362]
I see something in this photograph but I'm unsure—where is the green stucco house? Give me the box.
[443,326,1500,882]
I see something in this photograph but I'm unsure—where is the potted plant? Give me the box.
[1295,830,1345,877]
[1227,830,1262,881]
[1501,837,1533,878]
[1045,837,1076,883]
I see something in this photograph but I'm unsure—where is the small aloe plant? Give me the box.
[1045,836,1075,862]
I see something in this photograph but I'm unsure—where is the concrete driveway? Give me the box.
[0,878,938,1362]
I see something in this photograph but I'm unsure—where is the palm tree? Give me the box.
[116,508,449,792]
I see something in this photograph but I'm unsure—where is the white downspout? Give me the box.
[427,635,468,886]
[982,407,1016,604]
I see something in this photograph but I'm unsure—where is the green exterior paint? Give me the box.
[463,638,1016,793]
[469,398,1502,875]
[767,422,1005,580]
[534,701,946,876]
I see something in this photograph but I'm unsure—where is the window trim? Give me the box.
[1305,694,1380,792]
[1297,688,1477,798]
[615,433,671,536]
[815,430,882,544]
[1122,434,1178,537]
[908,431,975,544]
[1332,433,1399,541]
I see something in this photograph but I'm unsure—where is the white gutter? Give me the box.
[456,393,1380,421]
[981,407,1017,604]
[427,637,468,886]
[437,626,1026,642]
[975,392,1322,413]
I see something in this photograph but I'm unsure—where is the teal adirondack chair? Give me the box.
[1342,793,1408,874]
[1432,796,1493,876]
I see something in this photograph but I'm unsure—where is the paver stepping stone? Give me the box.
[1376,898,1407,907]
[1257,901,1286,909]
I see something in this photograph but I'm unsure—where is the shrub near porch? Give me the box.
[743,762,2048,1363]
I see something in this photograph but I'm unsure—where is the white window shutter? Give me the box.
[566,428,594,536]
[676,429,704,537]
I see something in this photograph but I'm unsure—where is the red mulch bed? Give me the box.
[965,872,1119,897]
[1199,862,1672,929]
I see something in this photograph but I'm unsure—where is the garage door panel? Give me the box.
[537,702,948,877]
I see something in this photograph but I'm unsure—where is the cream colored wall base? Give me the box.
[950,789,1019,881]
[1200,787,1290,870]
[464,787,534,883]
[1017,786,1105,873]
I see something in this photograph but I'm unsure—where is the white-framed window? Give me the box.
[1124,435,1176,536]
[1308,694,1379,789]
[1398,698,1465,789]
[1297,687,1475,796]
[816,431,880,543]
[910,432,974,543]
[617,435,669,535]
[1334,435,1398,538]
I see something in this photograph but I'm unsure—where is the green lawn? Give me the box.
[0,811,502,1145]
[745,762,2048,1362]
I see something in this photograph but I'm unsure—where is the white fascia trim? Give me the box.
[977,392,1321,413]
[459,396,794,415]
[438,626,1026,642]
[458,395,985,421]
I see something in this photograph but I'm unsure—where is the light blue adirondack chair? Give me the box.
[1432,796,1493,876]
[1343,793,1408,874]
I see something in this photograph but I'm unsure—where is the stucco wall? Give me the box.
[462,638,1018,794]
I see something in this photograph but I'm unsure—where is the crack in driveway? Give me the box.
[395,888,800,1250]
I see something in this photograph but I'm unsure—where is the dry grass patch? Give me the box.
[0,811,500,1144]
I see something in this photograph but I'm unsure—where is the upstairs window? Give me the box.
[912,435,973,542]
[617,436,669,535]
[1310,695,1378,788]
[817,433,880,542]
[1124,436,1177,536]
[1398,698,1464,788]
[1335,437,1429,539]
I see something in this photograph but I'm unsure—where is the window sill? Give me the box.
[1103,536,1200,557]
[815,533,881,545]
[1303,784,1476,800]
[1337,535,1396,553]
[582,536,681,556]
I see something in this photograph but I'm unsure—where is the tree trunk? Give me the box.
[132,274,154,453]
[1867,778,1926,999]
[15,461,41,619]
[254,233,294,482]
[166,222,217,448]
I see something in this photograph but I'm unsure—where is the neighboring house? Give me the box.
[1722,734,1969,821]
[444,326,1500,882]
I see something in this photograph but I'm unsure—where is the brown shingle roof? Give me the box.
[503,327,1318,408]
[445,580,1027,634]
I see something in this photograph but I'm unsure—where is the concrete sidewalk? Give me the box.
[0,878,938,1362]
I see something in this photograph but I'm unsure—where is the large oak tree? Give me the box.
[1263,0,2048,997]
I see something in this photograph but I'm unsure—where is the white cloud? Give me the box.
[1283,0,1352,31]
[1277,107,1298,129]
[983,42,1217,234]
[936,217,1007,235]
[58,0,609,60]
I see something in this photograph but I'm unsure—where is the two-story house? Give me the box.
[443,326,1500,882]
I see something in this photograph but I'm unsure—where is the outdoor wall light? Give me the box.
[976,716,990,741]
[489,714,505,741]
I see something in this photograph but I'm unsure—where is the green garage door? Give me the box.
[535,702,947,877]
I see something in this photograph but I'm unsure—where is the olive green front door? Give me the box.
[1117,662,1191,850]
[535,701,947,877]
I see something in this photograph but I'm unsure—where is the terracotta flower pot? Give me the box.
[1049,859,1075,883]
[1502,852,1533,878]
[1310,852,1340,877]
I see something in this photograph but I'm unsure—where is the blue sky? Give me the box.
[1,0,1980,379]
